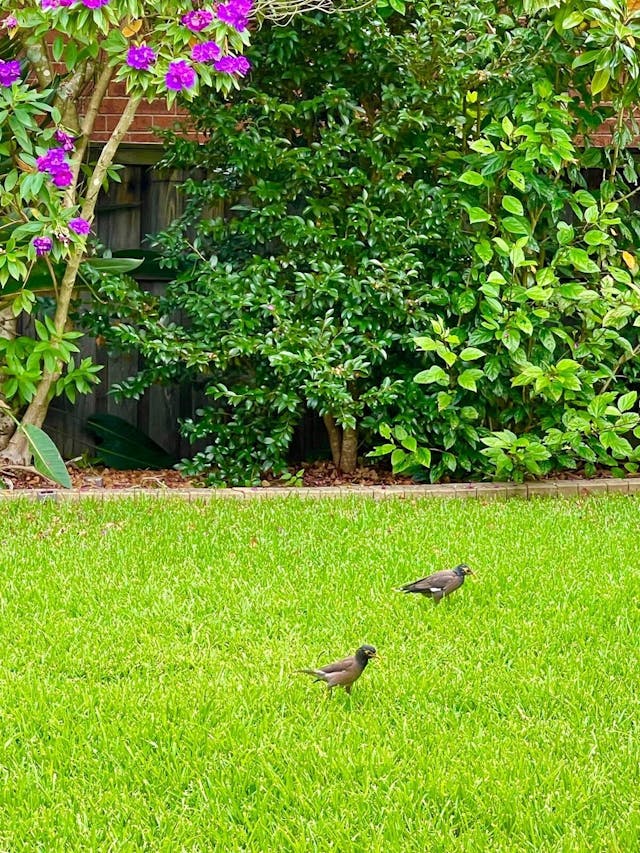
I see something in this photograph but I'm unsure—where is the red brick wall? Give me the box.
[82,81,194,145]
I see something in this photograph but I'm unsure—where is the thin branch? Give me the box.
[43,255,60,300]
[65,63,115,204]
[599,342,640,394]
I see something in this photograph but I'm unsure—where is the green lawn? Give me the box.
[0,496,638,851]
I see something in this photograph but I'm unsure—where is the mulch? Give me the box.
[0,460,414,491]
[1,459,635,492]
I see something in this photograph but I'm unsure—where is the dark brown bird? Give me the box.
[297,645,377,695]
[398,563,474,604]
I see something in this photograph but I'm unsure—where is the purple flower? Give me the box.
[36,147,67,171]
[69,217,91,235]
[126,44,156,71]
[54,129,75,152]
[2,15,18,28]
[165,60,197,91]
[217,0,251,32]
[32,236,53,256]
[40,0,74,8]
[36,147,73,188]
[214,55,251,76]
[51,165,73,187]
[191,41,221,63]
[81,0,109,7]
[0,59,20,87]
[181,9,213,31]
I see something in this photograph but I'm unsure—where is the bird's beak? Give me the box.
[371,653,380,662]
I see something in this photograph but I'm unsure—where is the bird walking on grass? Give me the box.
[297,645,378,695]
[398,563,474,604]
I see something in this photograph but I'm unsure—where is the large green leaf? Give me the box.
[590,67,610,97]
[85,413,176,470]
[21,423,72,488]
[84,257,145,275]
[112,250,173,280]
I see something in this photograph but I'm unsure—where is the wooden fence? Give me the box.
[42,152,328,464]
[44,158,198,461]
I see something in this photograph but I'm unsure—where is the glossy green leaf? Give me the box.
[414,365,449,385]
[618,391,637,413]
[502,195,524,216]
[468,207,492,224]
[507,170,526,191]
[591,67,611,96]
[458,368,483,391]
[21,423,72,488]
[460,346,485,361]
[459,170,484,186]
[468,138,495,155]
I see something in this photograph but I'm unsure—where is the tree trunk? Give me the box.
[322,414,358,473]
[340,427,358,473]
[0,307,17,452]
[2,249,85,464]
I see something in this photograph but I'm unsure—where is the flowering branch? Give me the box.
[0,0,335,466]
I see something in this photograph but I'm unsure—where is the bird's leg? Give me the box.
[345,684,352,696]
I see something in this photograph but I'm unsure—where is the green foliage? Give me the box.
[85,413,176,470]
[374,0,640,482]
[85,2,540,483]
[87,0,640,484]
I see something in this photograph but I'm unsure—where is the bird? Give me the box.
[398,563,474,604]
[297,645,378,695]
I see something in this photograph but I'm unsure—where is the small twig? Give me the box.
[599,342,640,394]
[43,255,60,300]
[140,476,169,488]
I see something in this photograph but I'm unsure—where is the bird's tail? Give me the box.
[296,668,327,682]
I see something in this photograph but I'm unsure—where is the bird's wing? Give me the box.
[326,664,361,688]
[401,569,457,593]
[319,655,355,674]
[441,574,464,596]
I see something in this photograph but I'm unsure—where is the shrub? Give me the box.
[86,0,640,484]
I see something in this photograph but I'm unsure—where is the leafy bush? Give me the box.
[86,0,640,484]
[386,1,640,482]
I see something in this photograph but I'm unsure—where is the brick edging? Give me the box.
[0,478,638,501]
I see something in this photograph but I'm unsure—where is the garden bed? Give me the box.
[0,460,414,491]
